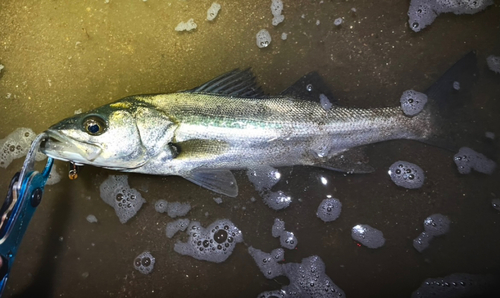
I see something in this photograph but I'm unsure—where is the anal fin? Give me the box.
[183,169,238,197]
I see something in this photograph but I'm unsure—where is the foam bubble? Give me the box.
[316,198,342,222]
[413,231,432,252]
[206,3,221,21]
[407,1,438,32]
[154,199,168,213]
[351,224,385,249]
[388,161,425,189]
[247,166,281,192]
[256,29,271,48]
[174,219,243,263]
[175,19,197,32]
[400,89,428,116]
[492,198,500,211]
[412,273,500,298]
[275,255,345,297]
[454,147,496,175]
[99,175,146,224]
[166,218,190,238]
[86,214,98,223]
[262,190,292,210]
[167,202,191,218]
[334,17,343,26]
[0,128,41,168]
[423,213,450,236]
[133,251,155,275]
[319,93,333,110]
[487,55,500,74]
[272,218,285,238]
[280,231,298,250]
[248,247,284,279]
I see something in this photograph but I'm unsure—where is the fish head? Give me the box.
[41,98,176,169]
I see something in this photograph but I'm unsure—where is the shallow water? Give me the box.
[0,0,499,297]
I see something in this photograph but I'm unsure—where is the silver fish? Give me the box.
[41,52,478,197]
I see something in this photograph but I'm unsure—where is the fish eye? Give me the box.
[82,116,107,136]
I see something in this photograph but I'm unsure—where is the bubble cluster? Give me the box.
[423,213,450,236]
[0,128,44,168]
[271,0,285,26]
[167,202,191,218]
[256,29,272,48]
[272,218,285,237]
[258,255,345,298]
[491,198,500,211]
[400,89,428,116]
[206,2,221,21]
[280,231,298,250]
[453,147,496,175]
[413,213,450,252]
[175,19,197,32]
[388,161,425,189]
[99,175,146,224]
[319,93,333,111]
[86,214,98,223]
[247,166,281,192]
[154,199,168,213]
[351,224,386,249]
[487,55,500,74]
[262,190,292,210]
[166,218,190,238]
[408,0,493,32]
[248,247,284,279]
[133,251,155,275]
[174,219,243,263]
[412,273,500,298]
[316,198,342,222]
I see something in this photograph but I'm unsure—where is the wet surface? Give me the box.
[0,0,499,297]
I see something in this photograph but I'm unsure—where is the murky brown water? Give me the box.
[1,0,499,297]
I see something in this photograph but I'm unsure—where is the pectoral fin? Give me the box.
[318,147,374,174]
[183,169,238,197]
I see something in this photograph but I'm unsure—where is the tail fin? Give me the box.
[418,51,485,153]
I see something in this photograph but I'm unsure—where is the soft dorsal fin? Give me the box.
[281,71,340,105]
[184,69,265,98]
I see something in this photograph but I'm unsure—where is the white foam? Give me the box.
[316,198,342,222]
[206,3,221,21]
[213,197,223,204]
[133,251,155,275]
[351,224,386,249]
[281,32,288,40]
[86,214,98,223]
[154,199,168,213]
[175,19,197,32]
[319,93,333,110]
[423,213,450,236]
[256,29,272,48]
[400,89,428,116]
[46,164,62,185]
[388,161,425,189]
[334,17,343,26]
[247,166,281,192]
[99,175,146,224]
[486,55,500,74]
[167,202,191,218]
[248,247,284,279]
[454,147,496,175]
[272,218,285,237]
[279,231,298,249]
[166,218,190,238]
[0,128,40,168]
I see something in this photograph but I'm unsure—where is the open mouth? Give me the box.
[41,130,102,163]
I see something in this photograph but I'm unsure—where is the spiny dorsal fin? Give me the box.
[281,71,340,105]
[184,69,265,98]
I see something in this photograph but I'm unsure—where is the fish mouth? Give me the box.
[41,129,102,163]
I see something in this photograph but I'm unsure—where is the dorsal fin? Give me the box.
[184,68,265,98]
[281,71,340,105]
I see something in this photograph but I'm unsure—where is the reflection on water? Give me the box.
[0,0,499,297]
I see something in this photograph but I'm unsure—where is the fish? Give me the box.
[41,52,479,197]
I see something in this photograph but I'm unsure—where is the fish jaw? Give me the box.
[41,129,103,164]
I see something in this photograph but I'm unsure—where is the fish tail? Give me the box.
[415,51,487,153]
